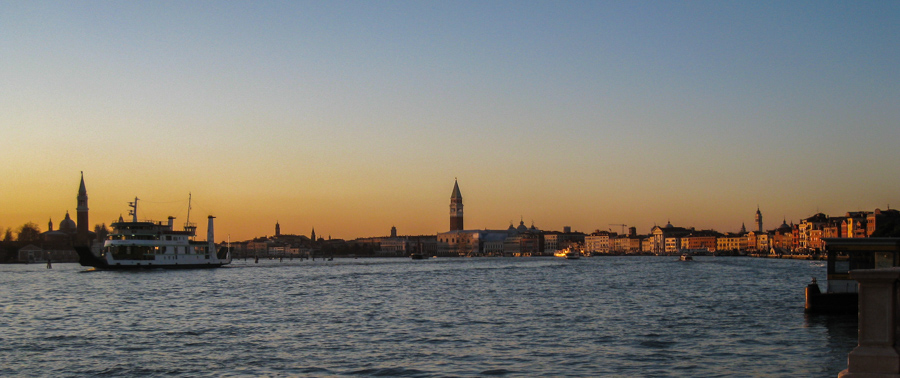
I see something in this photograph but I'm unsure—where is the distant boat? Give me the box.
[410,253,424,260]
[680,253,693,261]
[74,195,231,270]
[557,246,583,259]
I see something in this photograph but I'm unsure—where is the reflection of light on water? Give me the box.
[809,261,826,268]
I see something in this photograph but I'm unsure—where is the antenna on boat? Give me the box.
[183,192,197,237]
[186,192,192,226]
[128,197,139,222]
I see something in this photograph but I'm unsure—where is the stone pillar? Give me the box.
[839,267,900,378]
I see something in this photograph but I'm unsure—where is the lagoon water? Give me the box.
[1,257,856,377]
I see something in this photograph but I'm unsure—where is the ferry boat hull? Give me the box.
[74,245,231,270]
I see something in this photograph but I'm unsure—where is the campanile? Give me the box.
[450,179,463,231]
[76,172,89,245]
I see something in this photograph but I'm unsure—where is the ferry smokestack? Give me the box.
[168,216,175,229]
[207,216,215,258]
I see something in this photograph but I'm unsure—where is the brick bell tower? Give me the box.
[76,171,90,245]
[450,179,463,231]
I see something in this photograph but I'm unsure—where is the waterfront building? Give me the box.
[716,233,747,252]
[650,222,690,255]
[792,223,800,251]
[609,227,642,254]
[867,208,900,236]
[543,232,560,253]
[624,235,644,253]
[437,221,542,257]
[809,227,824,252]
[436,230,482,256]
[262,223,314,257]
[799,213,828,250]
[772,220,793,252]
[613,235,638,253]
[269,245,285,256]
[746,231,759,252]
[664,236,681,254]
[362,227,436,256]
[841,211,870,238]
[543,229,585,254]
[379,238,408,255]
[824,217,844,239]
[246,241,268,256]
[756,232,772,252]
[680,230,719,252]
[482,233,507,256]
[503,224,543,256]
[585,230,615,254]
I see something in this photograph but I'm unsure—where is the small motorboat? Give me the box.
[680,253,693,261]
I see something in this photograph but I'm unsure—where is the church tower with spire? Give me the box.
[76,172,90,245]
[755,207,763,233]
[450,179,464,231]
[275,221,281,237]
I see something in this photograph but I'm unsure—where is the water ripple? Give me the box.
[0,257,856,377]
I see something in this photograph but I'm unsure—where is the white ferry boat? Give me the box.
[75,197,231,270]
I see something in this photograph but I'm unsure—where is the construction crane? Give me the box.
[609,224,627,234]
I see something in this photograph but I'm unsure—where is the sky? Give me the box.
[2,1,898,241]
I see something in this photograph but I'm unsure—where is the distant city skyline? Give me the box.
[2,175,896,242]
[2,2,898,241]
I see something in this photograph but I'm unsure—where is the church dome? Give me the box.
[516,221,528,233]
[59,212,76,232]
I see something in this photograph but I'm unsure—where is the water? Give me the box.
[0,257,856,377]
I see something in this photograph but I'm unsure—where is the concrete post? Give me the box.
[839,267,900,377]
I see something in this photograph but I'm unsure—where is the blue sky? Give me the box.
[2,1,898,239]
